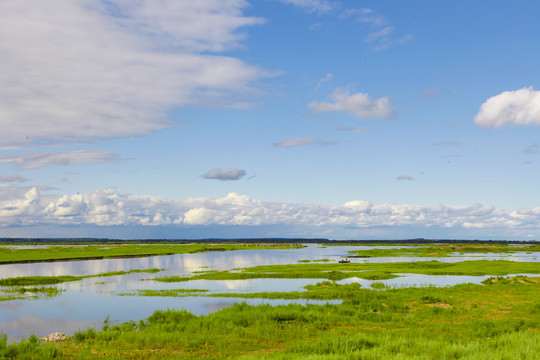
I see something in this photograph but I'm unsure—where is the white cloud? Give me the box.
[2,187,540,238]
[203,168,246,181]
[0,0,268,147]
[340,8,411,51]
[364,26,394,42]
[370,34,413,52]
[308,88,394,118]
[274,0,339,13]
[274,137,315,148]
[0,150,121,169]
[341,8,384,26]
[474,87,540,129]
[314,73,334,90]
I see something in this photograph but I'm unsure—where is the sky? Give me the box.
[1,0,540,240]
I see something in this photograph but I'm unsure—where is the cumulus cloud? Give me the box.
[274,137,316,148]
[2,187,540,237]
[203,168,246,181]
[0,0,268,147]
[0,150,122,169]
[0,174,29,183]
[308,88,394,118]
[474,87,540,129]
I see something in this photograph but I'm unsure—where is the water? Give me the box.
[1,244,538,340]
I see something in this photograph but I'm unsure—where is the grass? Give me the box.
[153,260,540,283]
[1,243,538,358]
[3,275,538,359]
[6,286,63,296]
[0,268,163,286]
[1,286,63,301]
[0,294,24,302]
[119,289,209,297]
[346,243,540,258]
[0,334,61,359]
[0,243,303,264]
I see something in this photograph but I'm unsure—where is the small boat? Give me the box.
[338,259,350,264]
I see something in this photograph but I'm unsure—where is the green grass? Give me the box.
[0,294,24,302]
[3,275,536,359]
[0,268,163,286]
[0,243,303,264]
[346,243,540,258]
[119,289,209,297]
[153,275,192,283]
[0,334,61,359]
[153,260,540,283]
[6,286,63,297]
[0,286,63,301]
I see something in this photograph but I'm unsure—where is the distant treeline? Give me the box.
[0,237,537,245]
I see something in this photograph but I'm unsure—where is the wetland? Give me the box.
[0,240,539,359]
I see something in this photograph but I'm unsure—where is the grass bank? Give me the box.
[346,243,540,258]
[153,260,540,283]
[0,243,303,265]
[0,269,162,286]
[2,276,539,359]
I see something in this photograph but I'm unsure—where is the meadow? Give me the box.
[0,242,539,359]
[0,243,302,264]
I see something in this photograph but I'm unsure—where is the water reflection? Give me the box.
[1,244,538,340]
[1,291,338,341]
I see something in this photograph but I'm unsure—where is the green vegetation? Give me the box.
[120,289,209,297]
[1,286,62,301]
[153,275,192,283]
[347,243,540,258]
[8,286,62,296]
[3,276,538,359]
[154,260,540,283]
[0,243,303,264]
[0,269,163,286]
[0,293,24,302]
[1,242,538,358]
[0,334,60,359]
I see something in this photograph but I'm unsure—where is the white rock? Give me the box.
[41,332,68,342]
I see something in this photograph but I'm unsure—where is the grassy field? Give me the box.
[0,269,163,286]
[1,276,539,359]
[1,242,539,359]
[345,243,540,258]
[0,269,164,302]
[0,243,303,264]
[153,259,540,283]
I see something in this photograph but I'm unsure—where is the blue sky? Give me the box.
[1,0,540,240]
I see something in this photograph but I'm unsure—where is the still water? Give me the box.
[1,245,538,339]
